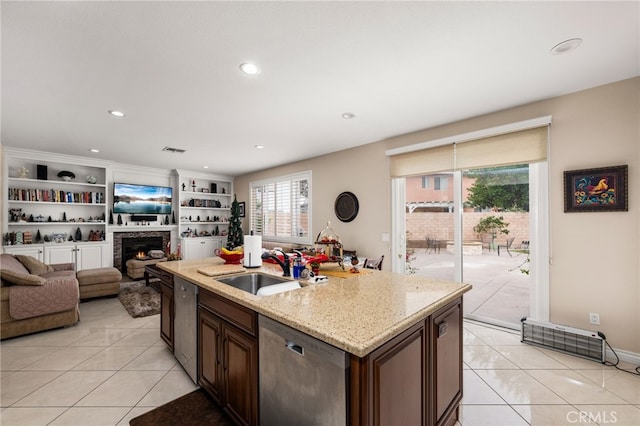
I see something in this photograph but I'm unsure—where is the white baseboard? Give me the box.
[606,346,640,366]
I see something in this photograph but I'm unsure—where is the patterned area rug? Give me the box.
[118,281,160,318]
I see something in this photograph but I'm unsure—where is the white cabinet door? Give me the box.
[3,245,45,261]
[45,244,76,266]
[182,238,216,260]
[77,244,107,270]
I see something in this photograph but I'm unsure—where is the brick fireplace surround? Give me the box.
[112,231,170,273]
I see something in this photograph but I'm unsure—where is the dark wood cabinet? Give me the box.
[198,288,258,426]
[198,308,223,402]
[148,265,174,351]
[223,323,258,425]
[349,297,463,426]
[430,299,463,426]
[180,273,462,426]
[349,322,427,426]
[160,282,174,350]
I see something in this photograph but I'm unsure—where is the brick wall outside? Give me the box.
[406,211,529,247]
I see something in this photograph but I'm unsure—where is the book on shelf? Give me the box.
[9,188,104,204]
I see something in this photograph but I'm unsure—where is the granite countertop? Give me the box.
[158,257,471,357]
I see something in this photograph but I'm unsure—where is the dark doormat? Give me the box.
[129,388,234,426]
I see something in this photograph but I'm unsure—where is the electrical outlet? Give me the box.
[589,312,600,325]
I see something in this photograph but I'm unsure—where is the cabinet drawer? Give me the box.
[199,289,257,336]
[158,271,173,286]
[145,266,173,286]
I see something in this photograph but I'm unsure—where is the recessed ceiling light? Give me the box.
[341,112,355,119]
[108,110,126,117]
[254,145,264,149]
[88,148,100,153]
[203,165,209,169]
[550,38,582,55]
[240,63,260,75]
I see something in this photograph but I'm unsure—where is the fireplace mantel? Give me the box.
[110,225,177,232]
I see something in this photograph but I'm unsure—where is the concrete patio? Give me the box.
[409,247,530,328]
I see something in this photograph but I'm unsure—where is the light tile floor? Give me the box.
[1,298,639,425]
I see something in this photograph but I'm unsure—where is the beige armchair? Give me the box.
[0,254,80,339]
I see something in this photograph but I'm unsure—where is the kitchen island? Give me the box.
[158,257,471,426]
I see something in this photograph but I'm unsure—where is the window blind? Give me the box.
[388,117,550,177]
[249,171,311,244]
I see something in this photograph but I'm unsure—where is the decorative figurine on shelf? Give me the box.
[109,209,114,225]
[182,183,186,191]
[17,166,29,178]
[36,229,42,243]
[117,214,123,225]
[172,212,176,224]
[164,215,169,225]
[192,180,196,192]
[75,227,82,242]
[62,212,67,222]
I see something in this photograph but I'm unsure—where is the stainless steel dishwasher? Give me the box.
[173,276,198,383]
[259,315,347,426]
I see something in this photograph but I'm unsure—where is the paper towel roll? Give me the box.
[244,235,263,268]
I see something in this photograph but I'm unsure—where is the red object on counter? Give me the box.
[261,253,330,265]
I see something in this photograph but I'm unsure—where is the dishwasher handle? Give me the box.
[285,340,304,356]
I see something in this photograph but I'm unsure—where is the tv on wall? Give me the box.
[113,183,173,214]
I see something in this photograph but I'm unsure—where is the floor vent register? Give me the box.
[521,318,605,363]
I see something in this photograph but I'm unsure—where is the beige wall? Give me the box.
[235,142,392,264]
[235,77,640,354]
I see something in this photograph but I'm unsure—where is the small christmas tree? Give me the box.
[226,195,244,249]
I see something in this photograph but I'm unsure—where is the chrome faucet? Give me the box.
[262,249,291,277]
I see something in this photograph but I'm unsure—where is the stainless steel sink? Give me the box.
[217,273,294,295]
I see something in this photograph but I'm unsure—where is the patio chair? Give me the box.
[363,255,384,270]
[497,237,515,257]
[426,236,440,254]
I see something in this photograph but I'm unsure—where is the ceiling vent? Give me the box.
[162,146,186,154]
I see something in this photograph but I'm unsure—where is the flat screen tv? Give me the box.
[113,183,173,214]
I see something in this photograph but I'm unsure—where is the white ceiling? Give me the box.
[2,1,639,177]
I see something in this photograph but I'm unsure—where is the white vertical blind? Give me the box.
[249,171,311,244]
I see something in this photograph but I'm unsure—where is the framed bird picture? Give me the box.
[564,165,628,212]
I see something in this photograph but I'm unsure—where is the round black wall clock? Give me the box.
[334,191,359,222]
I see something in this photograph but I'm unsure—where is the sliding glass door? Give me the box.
[399,162,547,329]
[460,165,531,327]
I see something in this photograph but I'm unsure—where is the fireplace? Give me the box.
[121,237,163,270]
[113,231,170,272]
